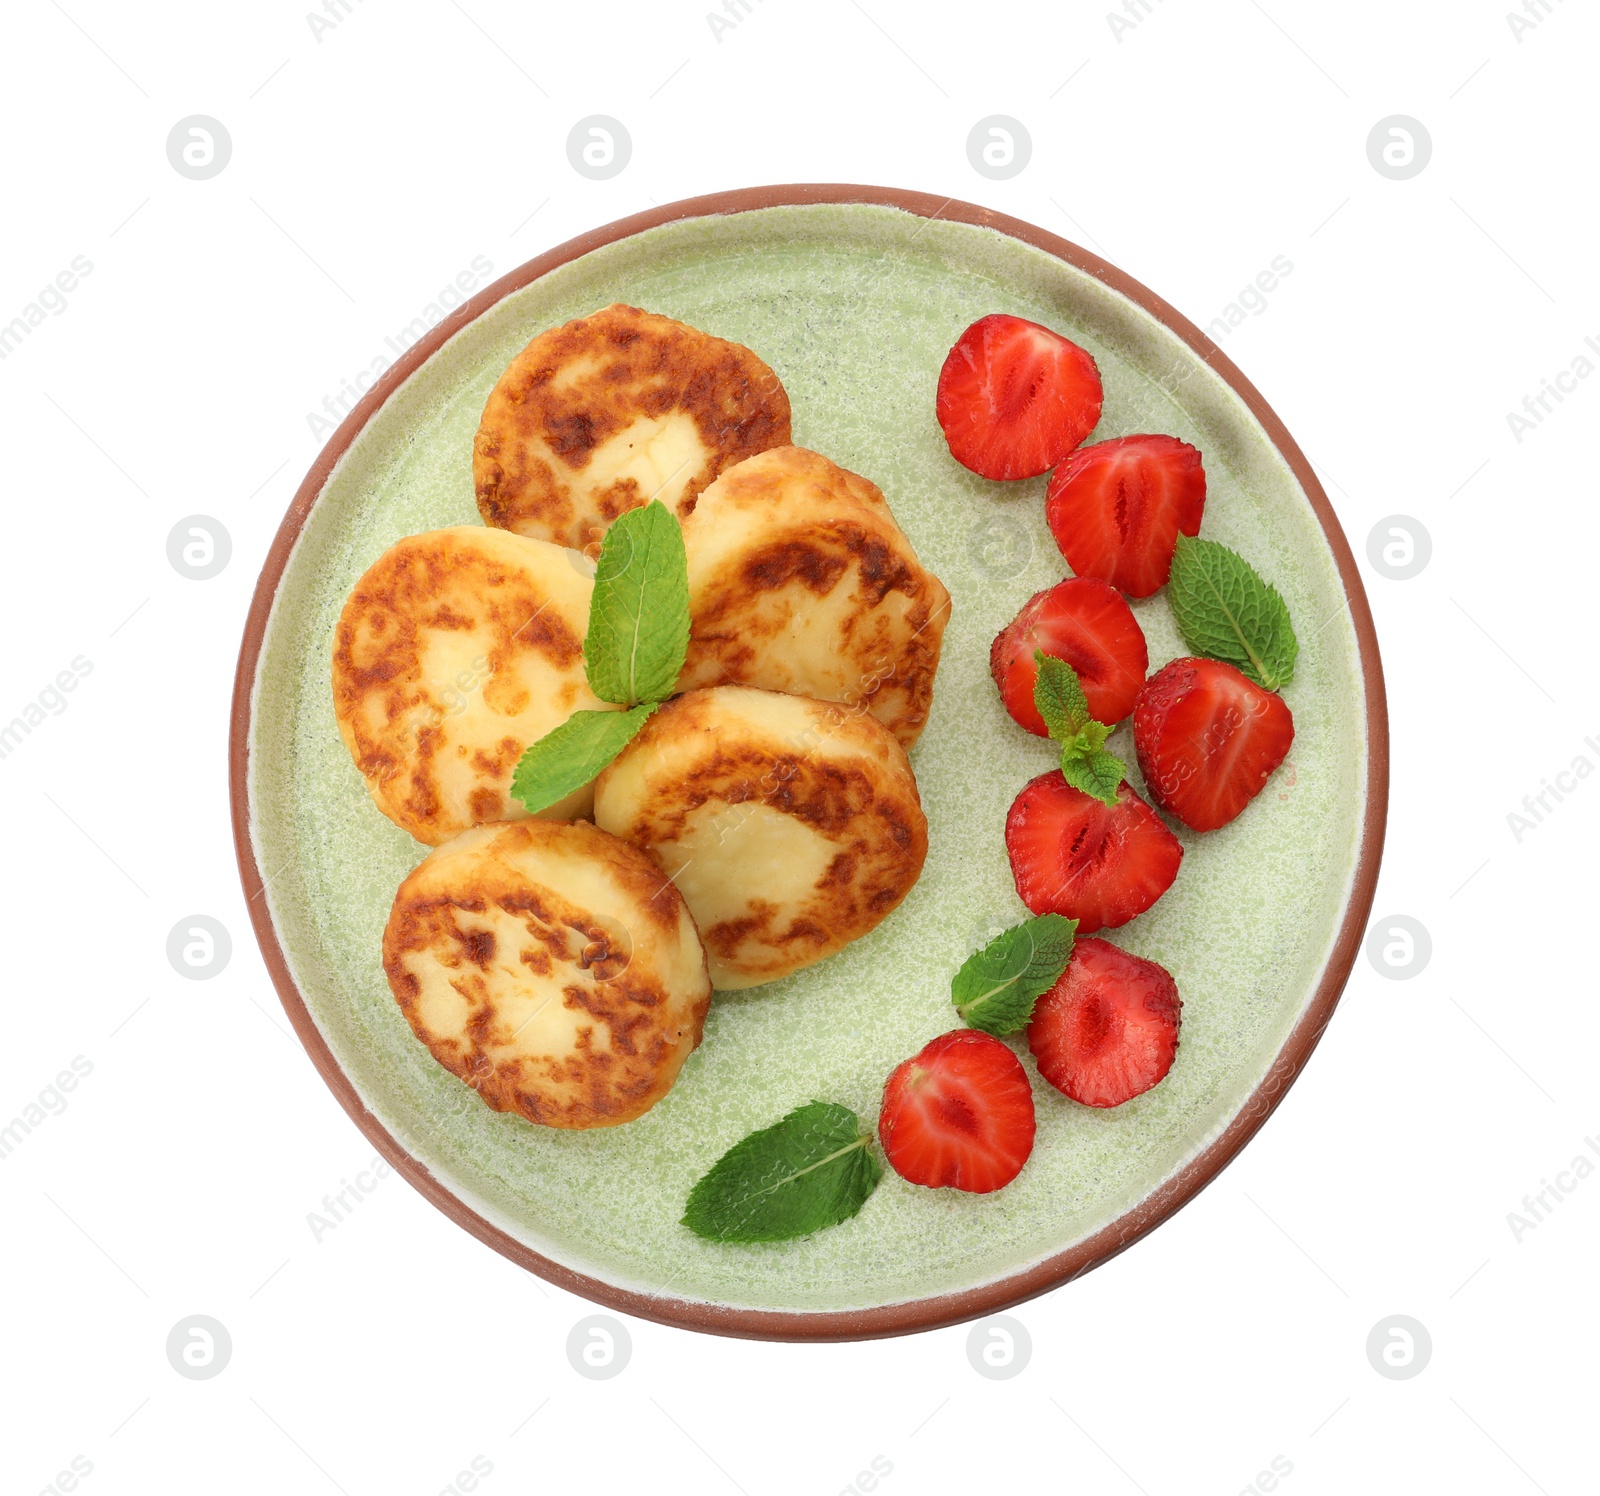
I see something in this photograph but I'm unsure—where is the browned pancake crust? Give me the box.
[473,303,791,552]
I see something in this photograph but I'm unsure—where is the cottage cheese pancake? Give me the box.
[383,819,712,1129]
[677,446,950,747]
[593,686,928,990]
[474,303,792,556]
[333,526,610,844]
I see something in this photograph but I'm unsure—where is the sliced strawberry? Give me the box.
[1027,937,1181,1107]
[1044,434,1206,597]
[991,577,1149,733]
[1005,773,1183,933]
[1134,657,1294,832]
[878,1030,1036,1193]
[936,314,1103,480]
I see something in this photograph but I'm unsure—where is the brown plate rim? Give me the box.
[229,182,1389,1342]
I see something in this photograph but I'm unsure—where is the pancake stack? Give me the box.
[332,304,949,1127]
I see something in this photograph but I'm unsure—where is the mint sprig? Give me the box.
[953,913,1077,1035]
[1167,534,1297,690]
[682,1102,881,1243]
[510,705,656,814]
[511,503,690,814]
[1034,652,1125,806]
[585,500,691,706]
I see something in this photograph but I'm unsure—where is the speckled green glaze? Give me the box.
[249,204,1368,1313]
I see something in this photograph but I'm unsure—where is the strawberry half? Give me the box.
[991,576,1149,733]
[1005,773,1183,933]
[1133,657,1294,832]
[1044,434,1206,597]
[936,314,1103,480]
[878,1030,1036,1193]
[1027,937,1181,1108]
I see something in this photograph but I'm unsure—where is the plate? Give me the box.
[230,185,1386,1340]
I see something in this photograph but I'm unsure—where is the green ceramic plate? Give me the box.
[233,187,1385,1339]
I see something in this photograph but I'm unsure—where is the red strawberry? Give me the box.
[1133,657,1294,832]
[1005,773,1183,933]
[878,1030,1036,1193]
[936,314,1103,480]
[1027,937,1181,1108]
[1044,434,1206,597]
[991,577,1149,733]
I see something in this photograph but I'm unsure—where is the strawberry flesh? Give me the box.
[1027,937,1181,1107]
[990,576,1149,733]
[1045,434,1206,597]
[878,1030,1036,1193]
[1004,773,1183,933]
[936,314,1103,480]
[1133,657,1294,832]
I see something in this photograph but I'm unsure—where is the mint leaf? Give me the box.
[1067,717,1112,758]
[1034,650,1091,738]
[1167,534,1298,690]
[1035,652,1124,806]
[1061,749,1125,805]
[953,913,1077,1035]
[682,1102,881,1243]
[510,705,654,814]
[585,501,691,706]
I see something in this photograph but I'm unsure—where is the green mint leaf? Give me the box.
[510,705,654,814]
[1167,534,1298,690]
[953,913,1077,1035]
[584,501,691,706]
[682,1102,881,1243]
[1075,719,1112,756]
[1037,653,1123,805]
[1033,650,1090,738]
[1060,748,1125,806]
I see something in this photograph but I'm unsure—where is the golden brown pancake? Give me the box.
[473,303,792,556]
[676,447,951,748]
[332,525,610,844]
[383,820,712,1129]
[593,686,928,990]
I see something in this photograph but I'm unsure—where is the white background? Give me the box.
[1,1,1595,1492]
